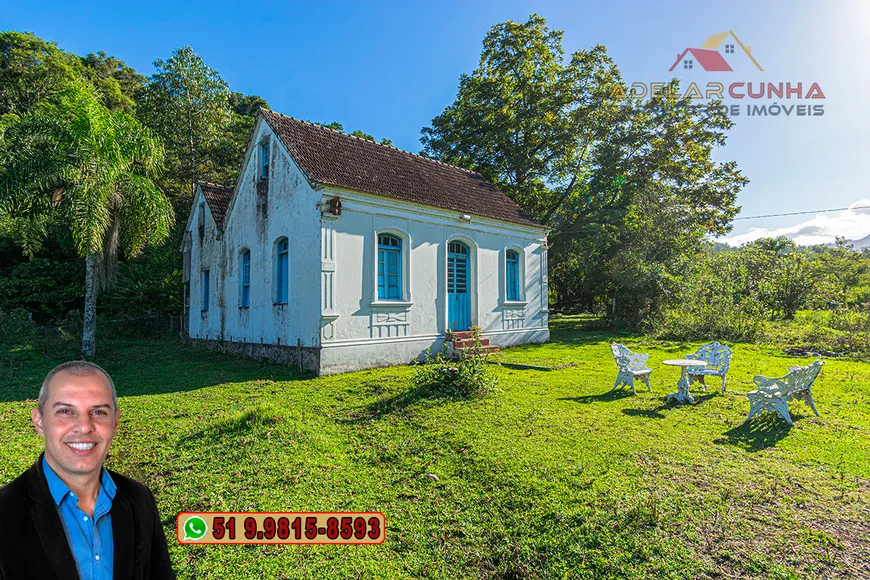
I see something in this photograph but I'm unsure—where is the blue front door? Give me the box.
[447,241,471,331]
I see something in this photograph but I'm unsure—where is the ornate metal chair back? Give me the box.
[785,360,825,396]
[693,342,732,373]
[611,343,647,372]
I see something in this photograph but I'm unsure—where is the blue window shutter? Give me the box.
[377,235,402,301]
[279,252,287,302]
[506,250,520,301]
[276,238,288,303]
[241,251,251,306]
[387,250,400,299]
[261,142,270,179]
[202,270,210,310]
[377,248,386,300]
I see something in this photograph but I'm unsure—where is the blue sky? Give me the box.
[4,0,868,244]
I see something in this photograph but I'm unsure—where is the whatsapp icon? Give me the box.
[183,516,208,541]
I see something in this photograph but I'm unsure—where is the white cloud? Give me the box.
[721,199,870,247]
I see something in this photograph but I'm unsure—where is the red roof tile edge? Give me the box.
[198,182,233,230]
[260,109,543,229]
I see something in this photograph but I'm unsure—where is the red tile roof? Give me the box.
[668,48,733,72]
[260,109,542,228]
[199,182,233,229]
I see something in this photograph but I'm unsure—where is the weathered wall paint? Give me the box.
[186,116,550,375]
[315,188,549,374]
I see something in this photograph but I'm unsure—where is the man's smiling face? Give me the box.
[32,370,119,484]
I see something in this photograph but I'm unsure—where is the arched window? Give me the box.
[275,237,288,303]
[201,269,210,311]
[240,249,251,307]
[197,202,205,239]
[506,249,520,301]
[259,141,270,179]
[377,234,402,300]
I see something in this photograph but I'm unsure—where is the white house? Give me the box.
[182,109,549,375]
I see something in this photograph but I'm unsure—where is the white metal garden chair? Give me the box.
[611,343,652,395]
[745,360,824,425]
[686,342,733,394]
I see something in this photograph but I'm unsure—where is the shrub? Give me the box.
[0,257,83,319]
[652,299,765,342]
[101,262,182,317]
[764,309,870,359]
[0,308,38,345]
[414,332,497,398]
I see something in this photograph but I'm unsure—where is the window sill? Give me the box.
[273,302,287,306]
[502,300,528,308]
[239,305,249,310]
[321,312,340,320]
[370,301,413,308]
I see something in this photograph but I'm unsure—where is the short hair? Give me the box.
[37,361,118,414]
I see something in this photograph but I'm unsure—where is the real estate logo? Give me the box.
[669,30,763,72]
[614,30,825,118]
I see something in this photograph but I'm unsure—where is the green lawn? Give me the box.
[2,317,868,579]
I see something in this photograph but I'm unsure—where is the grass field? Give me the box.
[2,316,868,579]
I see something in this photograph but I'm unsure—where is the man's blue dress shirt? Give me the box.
[43,457,116,580]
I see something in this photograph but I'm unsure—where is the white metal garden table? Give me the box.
[663,359,707,404]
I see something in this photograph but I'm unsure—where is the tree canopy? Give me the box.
[1,84,172,354]
[421,15,748,319]
[136,46,232,196]
[0,32,145,118]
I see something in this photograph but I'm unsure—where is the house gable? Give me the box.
[260,109,542,229]
[184,107,550,375]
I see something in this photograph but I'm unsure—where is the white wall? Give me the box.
[318,189,549,374]
[187,192,221,340]
[187,117,550,375]
[186,119,322,348]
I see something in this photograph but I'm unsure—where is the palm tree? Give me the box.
[0,84,173,356]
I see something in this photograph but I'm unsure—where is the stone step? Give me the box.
[454,344,499,355]
[452,337,491,348]
[451,331,478,340]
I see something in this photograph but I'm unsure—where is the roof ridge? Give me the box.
[261,109,484,177]
[198,181,232,189]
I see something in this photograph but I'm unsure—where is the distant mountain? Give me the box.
[818,235,870,250]
[850,234,870,250]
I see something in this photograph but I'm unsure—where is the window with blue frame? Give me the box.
[240,250,251,307]
[506,249,520,301]
[260,141,270,179]
[197,202,205,239]
[377,234,402,300]
[201,269,210,311]
[275,238,288,303]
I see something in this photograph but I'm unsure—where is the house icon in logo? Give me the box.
[668,30,764,72]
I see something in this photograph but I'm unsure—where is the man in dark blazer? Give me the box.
[0,361,175,579]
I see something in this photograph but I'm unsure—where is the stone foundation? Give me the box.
[188,338,321,374]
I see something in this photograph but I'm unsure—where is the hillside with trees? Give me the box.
[2,21,869,358]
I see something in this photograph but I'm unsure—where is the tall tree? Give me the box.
[421,15,747,318]
[136,47,231,196]
[0,32,144,117]
[0,32,82,117]
[80,51,146,113]
[313,121,394,146]
[0,85,173,356]
[207,91,270,187]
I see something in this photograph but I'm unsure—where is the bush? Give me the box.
[414,334,497,398]
[0,308,38,345]
[101,262,182,317]
[652,299,765,342]
[0,257,83,319]
[764,309,870,359]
